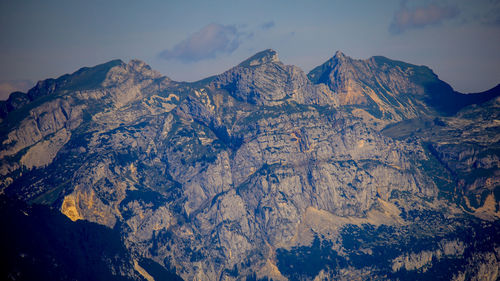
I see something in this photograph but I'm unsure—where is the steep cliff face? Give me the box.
[1,50,499,281]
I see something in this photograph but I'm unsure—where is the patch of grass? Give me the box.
[63,60,123,91]
[30,183,68,205]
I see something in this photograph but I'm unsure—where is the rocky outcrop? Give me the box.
[308,51,428,121]
[213,49,337,106]
[0,98,84,176]
[392,239,465,272]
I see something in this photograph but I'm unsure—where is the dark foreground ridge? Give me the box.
[0,195,183,281]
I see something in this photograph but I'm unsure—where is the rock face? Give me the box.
[213,49,336,106]
[1,50,499,281]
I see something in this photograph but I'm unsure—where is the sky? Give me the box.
[0,0,499,100]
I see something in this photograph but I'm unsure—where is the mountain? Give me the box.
[308,51,500,127]
[1,50,499,280]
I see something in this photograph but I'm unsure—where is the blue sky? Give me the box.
[0,0,499,99]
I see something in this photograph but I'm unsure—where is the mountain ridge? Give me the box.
[4,50,498,125]
[3,51,499,112]
[308,51,500,119]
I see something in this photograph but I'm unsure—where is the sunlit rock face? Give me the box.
[1,50,499,281]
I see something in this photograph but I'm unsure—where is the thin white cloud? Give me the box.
[389,1,459,34]
[159,23,243,63]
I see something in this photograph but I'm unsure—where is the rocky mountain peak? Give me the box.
[102,59,164,87]
[238,49,280,67]
[125,59,162,77]
[307,51,348,85]
[127,59,151,71]
[333,50,347,61]
[306,52,500,123]
[211,49,336,106]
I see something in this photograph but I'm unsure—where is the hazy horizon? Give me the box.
[1,0,499,99]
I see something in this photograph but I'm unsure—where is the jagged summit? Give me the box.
[238,49,280,67]
[333,50,347,60]
[211,48,324,106]
[307,51,350,84]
